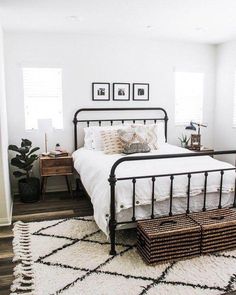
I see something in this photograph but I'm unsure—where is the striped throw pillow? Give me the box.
[101,130,123,154]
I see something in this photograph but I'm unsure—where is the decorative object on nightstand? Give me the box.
[55,143,61,151]
[178,134,190,148]
[185,121,207,151]
[8,139,40,203]
[39,154,73,199]
[38,119,53,156]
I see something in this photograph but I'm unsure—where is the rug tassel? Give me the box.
[10,221,35,295]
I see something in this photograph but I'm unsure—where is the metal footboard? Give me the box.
[108,150,236,255]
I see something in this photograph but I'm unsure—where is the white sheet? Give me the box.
[72,144,236,235]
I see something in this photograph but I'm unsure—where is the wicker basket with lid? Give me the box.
[137,214,201,265]
[188,208,236,254]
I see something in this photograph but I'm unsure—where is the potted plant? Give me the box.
[9,139,40,203]
[178,134,190,148]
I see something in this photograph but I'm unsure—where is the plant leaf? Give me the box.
[16,154,25,161]
[8,145,20,153]
[28,147,40,156]
[11,158,25,169]
[13,171,26,178]
[24,165,33,172]
[24,155,38,166]
[19,147,29,154]
[21,138,32,147]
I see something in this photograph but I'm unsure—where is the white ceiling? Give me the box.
[1,0,236,44]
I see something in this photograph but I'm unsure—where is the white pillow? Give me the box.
[84,125,127,151]
[84,127,94,150]
[155,122,166,146]
[83,122,166,150]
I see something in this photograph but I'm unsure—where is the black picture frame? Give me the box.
[113,83,130,101]
[92,83,110,101]
[133,83,149,101]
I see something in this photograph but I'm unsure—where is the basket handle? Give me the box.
[210,216,225,221]
[159,220,177,226]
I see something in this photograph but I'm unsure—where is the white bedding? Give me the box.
[72,144,236,235]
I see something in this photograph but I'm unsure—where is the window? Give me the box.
[23,68,63,130]
[175,71,204,125]
[233,72,236,127]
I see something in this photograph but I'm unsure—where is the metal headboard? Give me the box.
[73,107,169,150]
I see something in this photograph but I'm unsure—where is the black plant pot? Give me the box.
[18,177,40,203]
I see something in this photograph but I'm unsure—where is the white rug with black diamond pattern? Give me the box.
[11,216,236,295]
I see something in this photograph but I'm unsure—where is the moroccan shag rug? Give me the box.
[11,216,236,295]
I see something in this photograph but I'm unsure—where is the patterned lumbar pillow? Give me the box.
[117,127,151,154]
[123,142,150,154]
[101,130,123,154]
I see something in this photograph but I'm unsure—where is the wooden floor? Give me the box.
[0,193,235,295]
[0,192,93,295]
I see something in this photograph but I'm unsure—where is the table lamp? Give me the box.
[38,119,53,155]
[185,121,207,150]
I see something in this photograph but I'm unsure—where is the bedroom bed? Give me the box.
[72,107,236,255]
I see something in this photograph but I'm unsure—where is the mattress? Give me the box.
[72,144,236,235]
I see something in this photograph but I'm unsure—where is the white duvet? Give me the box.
[73,144,235,235]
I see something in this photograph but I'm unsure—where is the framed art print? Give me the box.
[92,83,110,101]
[113,83,130,101]
[133,83,149,101]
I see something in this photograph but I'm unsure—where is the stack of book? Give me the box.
[48,150,69,158]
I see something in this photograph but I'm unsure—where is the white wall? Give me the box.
[215,41,236,145]
[4,32,216,192]
[0,27,12,225]
[214,41,236,164]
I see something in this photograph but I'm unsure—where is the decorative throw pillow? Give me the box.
[117,127,151,154]
[131,125,158,150]
[86,125,127,151]
[123,142,150,154]
[101,130,123,154]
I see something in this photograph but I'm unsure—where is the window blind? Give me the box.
[23,68,63,130]
[175,71,204,125]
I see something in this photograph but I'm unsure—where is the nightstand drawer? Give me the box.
[41,166,73,176]
[41,158,72,168]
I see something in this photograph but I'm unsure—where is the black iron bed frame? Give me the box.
[73,107,236,255]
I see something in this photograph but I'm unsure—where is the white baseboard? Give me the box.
[0,200,13,226]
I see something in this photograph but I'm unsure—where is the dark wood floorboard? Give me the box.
[0,191,93,294]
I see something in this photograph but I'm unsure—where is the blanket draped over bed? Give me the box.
[73,144,235,235]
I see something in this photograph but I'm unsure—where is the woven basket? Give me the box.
[188,208,236,254]
[137,214,201,265]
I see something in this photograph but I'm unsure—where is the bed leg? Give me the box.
[109,220,117,255]
[109,173,117,255]
[76,178,83,197]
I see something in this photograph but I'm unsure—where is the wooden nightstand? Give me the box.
[187,146,214,153]
[187,146,214,157]
[39,155,73,199]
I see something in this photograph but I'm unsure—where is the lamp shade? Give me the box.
[38,119,53,133]
[185,121,196,131]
